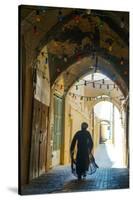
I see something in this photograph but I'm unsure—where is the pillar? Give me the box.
[112,105,115,144]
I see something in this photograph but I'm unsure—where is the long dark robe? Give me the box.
[70,130,93,176]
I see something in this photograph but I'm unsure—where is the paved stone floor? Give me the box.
[21,166,129,195]
[21,144,129,195]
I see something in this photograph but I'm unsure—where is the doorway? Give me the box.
[52,95,63,166]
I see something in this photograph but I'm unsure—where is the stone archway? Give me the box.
[52,54,128,97]
[56,65,128,165]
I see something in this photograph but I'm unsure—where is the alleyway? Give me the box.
[20,6,129,193]
[21,144,129,195]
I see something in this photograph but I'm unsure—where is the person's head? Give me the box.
[81,122,88,130]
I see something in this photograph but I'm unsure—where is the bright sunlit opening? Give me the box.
[83,73,110,81]
[94,101,126,168]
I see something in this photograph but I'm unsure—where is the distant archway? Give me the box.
[93,101,127,167]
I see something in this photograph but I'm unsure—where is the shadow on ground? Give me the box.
[7,187,18,194]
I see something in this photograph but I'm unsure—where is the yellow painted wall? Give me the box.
[93,116,100,153]
[63,93,94,164]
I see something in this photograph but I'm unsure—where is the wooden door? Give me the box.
[29,99,48,180]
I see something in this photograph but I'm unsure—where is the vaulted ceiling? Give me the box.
[20,5,129,97]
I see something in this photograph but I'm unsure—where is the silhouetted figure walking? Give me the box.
[70,122,94,180]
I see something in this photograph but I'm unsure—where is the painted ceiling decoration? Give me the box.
[21,5,129,97]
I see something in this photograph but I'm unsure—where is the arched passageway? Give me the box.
[20,5,129,194]
[62,72,127,167]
